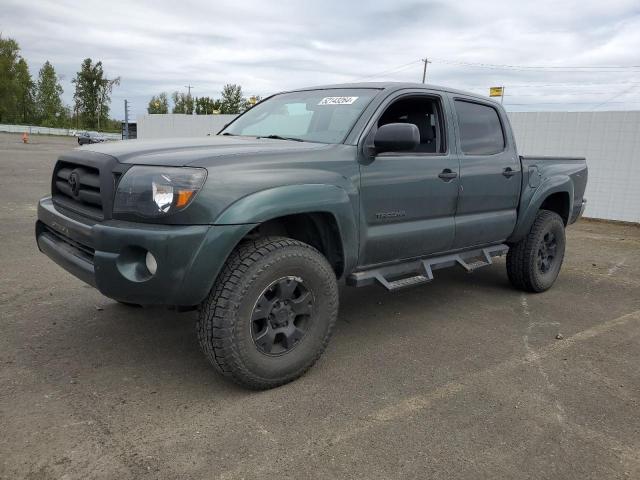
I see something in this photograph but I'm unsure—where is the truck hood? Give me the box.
[80,135,331,167]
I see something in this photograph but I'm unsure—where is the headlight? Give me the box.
[113,166,207,218]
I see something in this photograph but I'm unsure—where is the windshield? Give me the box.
[220,88,379,144]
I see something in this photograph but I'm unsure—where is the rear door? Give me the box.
[358,91,460,266]
[449,97,521,248]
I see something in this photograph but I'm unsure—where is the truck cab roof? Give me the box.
[279,81,497,105]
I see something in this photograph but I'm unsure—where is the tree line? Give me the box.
[0,35,121,131]
[148,85,260,115]
[2,34,261,133]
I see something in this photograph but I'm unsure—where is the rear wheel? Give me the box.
[507,209,566,292]
[197,236,339,389]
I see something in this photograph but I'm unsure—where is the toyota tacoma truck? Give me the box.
[36,82,588,389]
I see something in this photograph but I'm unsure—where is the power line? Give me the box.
[350,57,640,85]
[431,57,640,71]
[350,60,421,82]
[590,84,640,110]
[345,57,640,110]
[480,82,640,89]
[505,101,640,105]
[369,63,422,80]
[472,91,640,97]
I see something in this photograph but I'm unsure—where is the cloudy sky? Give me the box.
[3,0,639,119]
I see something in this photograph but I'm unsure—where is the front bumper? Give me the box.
[36,196,255,306]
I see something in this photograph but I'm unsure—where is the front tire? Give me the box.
[507,209,566,293]
[197,236,339,389]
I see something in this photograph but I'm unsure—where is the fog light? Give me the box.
[145,251,158,275]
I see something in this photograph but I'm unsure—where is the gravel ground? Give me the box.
[1,132,639,479]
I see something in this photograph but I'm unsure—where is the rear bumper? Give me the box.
[36,196,255,306]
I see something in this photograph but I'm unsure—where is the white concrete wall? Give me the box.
[136,114,237,140]
[134,111,639,223]
[508,111,640,223]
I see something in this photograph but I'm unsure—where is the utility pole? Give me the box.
[185,85,194,96]
[421,58,431,83]
[124,99,130,140]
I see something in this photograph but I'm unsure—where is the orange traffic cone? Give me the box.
[22,132,29,144]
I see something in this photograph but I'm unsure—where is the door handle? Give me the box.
[502,167,517,178]
[438,169,458,181]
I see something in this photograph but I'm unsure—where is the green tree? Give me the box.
[14,58,35,124]
[219,84,244,114]
[0,36,22,123]
[171,91,194,114]
[148,92,169,114]
[72,58,120,130]
[36,61,65,126]
[195,96,220,115]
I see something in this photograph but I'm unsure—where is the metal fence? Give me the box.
[0,124,121,140]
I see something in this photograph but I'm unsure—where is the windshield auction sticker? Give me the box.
[318,96,359,105]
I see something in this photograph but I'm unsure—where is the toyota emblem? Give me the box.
[68,170,81,196]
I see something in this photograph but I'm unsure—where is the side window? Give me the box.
[454,100,505,155]
[377,96,445,153]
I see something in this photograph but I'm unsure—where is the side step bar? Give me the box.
[346,244,509,291]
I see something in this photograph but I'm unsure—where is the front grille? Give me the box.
[52,161,103,219]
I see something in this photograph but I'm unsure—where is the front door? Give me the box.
[359,93,460,266]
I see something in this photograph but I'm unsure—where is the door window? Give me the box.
[377,96,446,154]
[454,100,505,155]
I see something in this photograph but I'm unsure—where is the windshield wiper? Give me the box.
[221,132,235,136]
[257,134,305,142]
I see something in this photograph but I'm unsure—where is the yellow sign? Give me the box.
[489,87,504,97]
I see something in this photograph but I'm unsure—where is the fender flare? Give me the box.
[509,175,574,242]
[214,184,359,273]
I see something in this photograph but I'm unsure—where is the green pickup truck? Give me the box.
[36,82,588,389]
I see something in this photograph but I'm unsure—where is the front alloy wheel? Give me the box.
[251,276,314,355]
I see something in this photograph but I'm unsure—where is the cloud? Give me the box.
[2,0,639,118]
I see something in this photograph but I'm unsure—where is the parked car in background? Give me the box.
[77,131,106,145]
[37,82,587,389]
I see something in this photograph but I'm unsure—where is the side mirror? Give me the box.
[373,123,420,154]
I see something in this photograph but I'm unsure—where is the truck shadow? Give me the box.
[33,263,515,396]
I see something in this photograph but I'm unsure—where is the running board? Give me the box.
[346,244,509,291]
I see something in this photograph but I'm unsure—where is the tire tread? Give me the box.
[506,209,565,293]
[196,236,338,389]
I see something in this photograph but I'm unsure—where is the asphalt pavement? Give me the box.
[1,132,639,479]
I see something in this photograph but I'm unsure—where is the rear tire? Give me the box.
[197,236,339,390]
[507,209,566,293]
